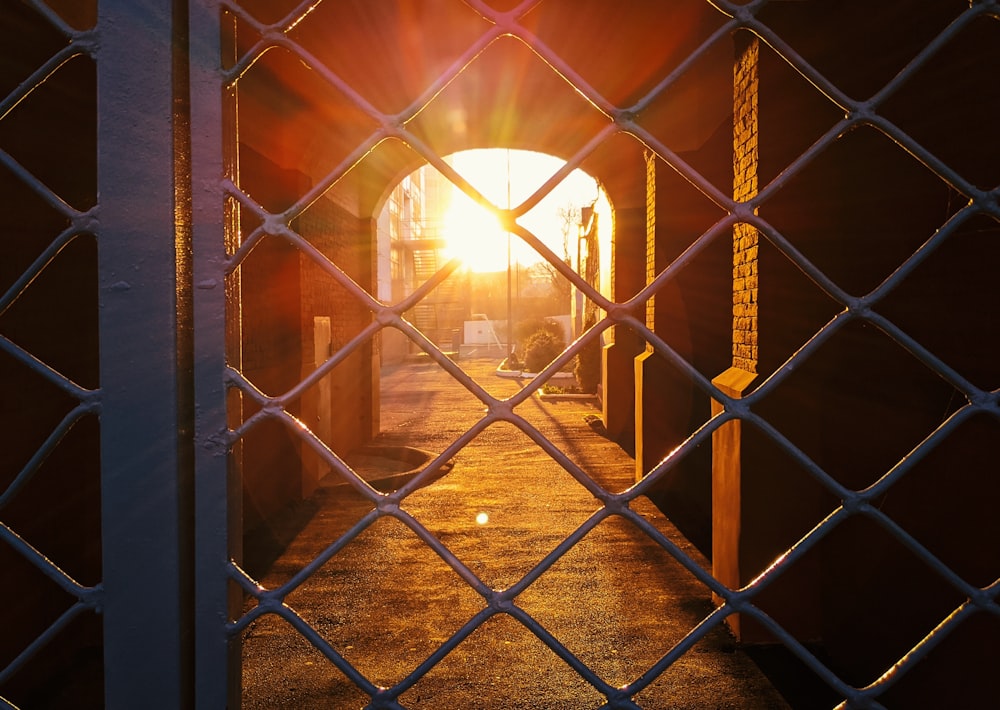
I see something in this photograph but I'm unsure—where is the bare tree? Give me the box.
[532,203,578,310]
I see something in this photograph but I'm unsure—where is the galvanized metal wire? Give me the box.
[0,4,101,695]
[3,0,997,707]
[212,1,1000,707]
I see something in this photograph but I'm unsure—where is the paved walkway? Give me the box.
[241,356,791,709]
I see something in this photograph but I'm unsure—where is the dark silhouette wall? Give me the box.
[720,6,999,704]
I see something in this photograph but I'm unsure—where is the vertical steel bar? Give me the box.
[96,0,185,706]
[189,0,241,705]
[173,0,197,704]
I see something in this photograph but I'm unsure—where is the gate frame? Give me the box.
[95,0,192,706]
[188,0,242,706]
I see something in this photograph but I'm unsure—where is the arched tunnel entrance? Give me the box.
[235,127,752,706]
[227,3,757,705]
[234,126,777,705]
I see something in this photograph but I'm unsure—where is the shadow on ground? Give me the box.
[239,357,815,709]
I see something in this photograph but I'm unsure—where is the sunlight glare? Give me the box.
[441,192,509,273]
[441,149,600,273]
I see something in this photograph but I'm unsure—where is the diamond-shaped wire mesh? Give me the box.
[3,0,992,707]
[0,1,102,705]
[217,1,1000,707]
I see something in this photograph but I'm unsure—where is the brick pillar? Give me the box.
[712,34,821,645]
[634,153,695,483]
[711,33,760,638]
[601,205,645,444]
[732,36,759,375]
[645,151,658,332]
[634,152,661,481]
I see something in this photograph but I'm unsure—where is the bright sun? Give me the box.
[441,192,510,273]
[440,149,600,273]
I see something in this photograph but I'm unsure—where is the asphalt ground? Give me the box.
[241,355,793,709]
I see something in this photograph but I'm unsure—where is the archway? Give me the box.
[374,149,611,368]
[222,2,751,707]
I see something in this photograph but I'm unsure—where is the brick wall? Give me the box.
[644,151,656,330]
[297,193,370,357]
[296,192,374,459]
[732,37,759,373]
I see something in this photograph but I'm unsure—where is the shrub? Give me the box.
[500,352,522,371]
[574,313,601,393]
[523,329,565,373]
[514,317,564,346]
[574,339,601,394]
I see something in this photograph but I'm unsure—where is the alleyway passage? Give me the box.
[241,356,790,709]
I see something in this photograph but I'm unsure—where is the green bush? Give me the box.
[574,339,601,394]
[523,329,565,373]
[514,317,564,346]
[501,352,522,371]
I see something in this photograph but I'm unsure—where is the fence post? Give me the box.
[97,0,189,706]
[188,0,242,705]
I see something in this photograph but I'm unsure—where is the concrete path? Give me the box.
[241,356,791,709]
